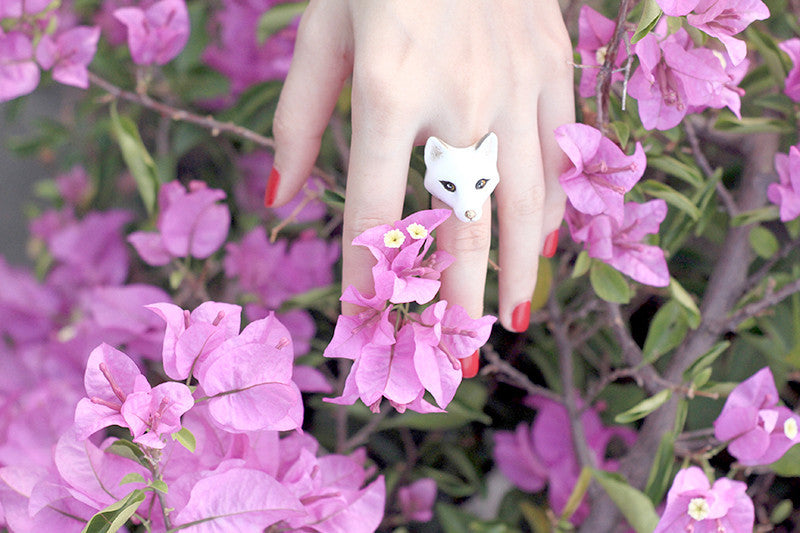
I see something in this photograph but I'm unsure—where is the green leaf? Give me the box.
[590,261,630,304]
[769,443,800,476]
[632,0,662,43]
[436,503,520,533]
[149,480,168,494]
[610,121,630,148]
[559,467,592,523]
[646,155,703,188]
[714,113,795,135]
[109,103,159,216]
[642,300,689,363]
[530,257,552,312]
[172,427,196,453]
[320,188,345,209]
[119,473,145,486]
[683,341,730,381]
[105,439,145,464]
[280,284,341,313]
[771,499,794,524]
[669,278,701,329]
[731,206,780,227]
[749,225,780,258]
[572,250,591,278]
[745,25,787,86]
[639,180,701,221]
[592,470,660,533]
[644,433,675,505]
[82,489,146,533]
[614,389,672,423]
[257,2,308,44]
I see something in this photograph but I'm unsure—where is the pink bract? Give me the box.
[654,466,753,533]
[35,26,100,89]
[114,0,189,65]
[713,367,800,465]
[768,145,800,222]
[556,123,645,223]
[0,31,39,102]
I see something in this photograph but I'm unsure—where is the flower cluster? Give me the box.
[1,302,385,532]
[555,123,669,286]
[0,4,99,102]
[114,0,190,66]
[203,0,300,99]
[493,396,636,524]
[324,210,496,413]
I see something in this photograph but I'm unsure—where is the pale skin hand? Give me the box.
[269,0,574,333]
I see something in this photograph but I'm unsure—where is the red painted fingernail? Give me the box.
[542,229,559,258]
[264,167,280,207]
[511,301,531,333]
[461,350,480,378]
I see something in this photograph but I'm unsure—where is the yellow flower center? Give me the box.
[407,223,428,240]
[595,46,608,65]
[687,498,710,521]
[383,229,406,248]
[784,417,798,440]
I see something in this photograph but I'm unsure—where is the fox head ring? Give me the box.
[423,132,499,223]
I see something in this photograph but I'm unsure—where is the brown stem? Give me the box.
[605,302,662,395]
[595,0,633,133]
[482,344,562,402]
[685,120,738,216]
[89,72,338,187]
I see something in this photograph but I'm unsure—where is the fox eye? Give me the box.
[475,178,489,190]
[440,180,456,192]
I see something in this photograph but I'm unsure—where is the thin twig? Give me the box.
[269,185,322,242]
[719,277,800,333]
[685,120,738,216]
[481,344,562,402]
[594,0,633,132]
[605,302,662,395]
[89,72,338,187]
[342,409,390,452]
[745,237,800,289]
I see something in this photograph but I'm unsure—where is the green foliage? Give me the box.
[590,261,631,303]
[615,389,672,423]
[81,490,146,533]
[109,103,159,215]
[592,470,660,533]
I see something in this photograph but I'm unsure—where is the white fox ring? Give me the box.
[423,132,499,223]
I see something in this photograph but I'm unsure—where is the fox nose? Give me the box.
[465,210,477,221]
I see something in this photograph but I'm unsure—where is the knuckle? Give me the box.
[446,223,492,255]
[506,183,546,219]
[344,213,395,242]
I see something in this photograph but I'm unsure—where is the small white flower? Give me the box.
[687,497,710,521]
[383,229,405,248]
[407,223,428,240]
[784,417,798,440]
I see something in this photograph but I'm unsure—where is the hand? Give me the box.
[268,0,574,359]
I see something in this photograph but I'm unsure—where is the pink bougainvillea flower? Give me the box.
[768,145,800,222]
[203,1,299,97]
[0,31,40,103]
[566,199,670,287]
[576,6,629,98]
[655,0,701,15]
[398,478,437,522]
[494,396,636,525]
[713,367,800,465]
[686,0,769,65]
[74,343,193,447]
[199,313,304,432]
[35,26,100,89]
[654,466,754,533]
[0,0,52,17]
[353,209,452,304]
[555,123,645,222]
[114,0,190,65]
[628,26,735,130]
[324,301,395,360]
[121,380,194,449]
[54,166,92,206]
[129,180,231,266]
[147,300,242,380]
[781,38,800,102]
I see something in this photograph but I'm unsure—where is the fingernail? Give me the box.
[264,167,280,207]
[461,350,480,378]
[511,301,531,333]
[542,229,559,258]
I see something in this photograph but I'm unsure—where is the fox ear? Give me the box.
[475,132,498,159]
[425,136,447,165]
